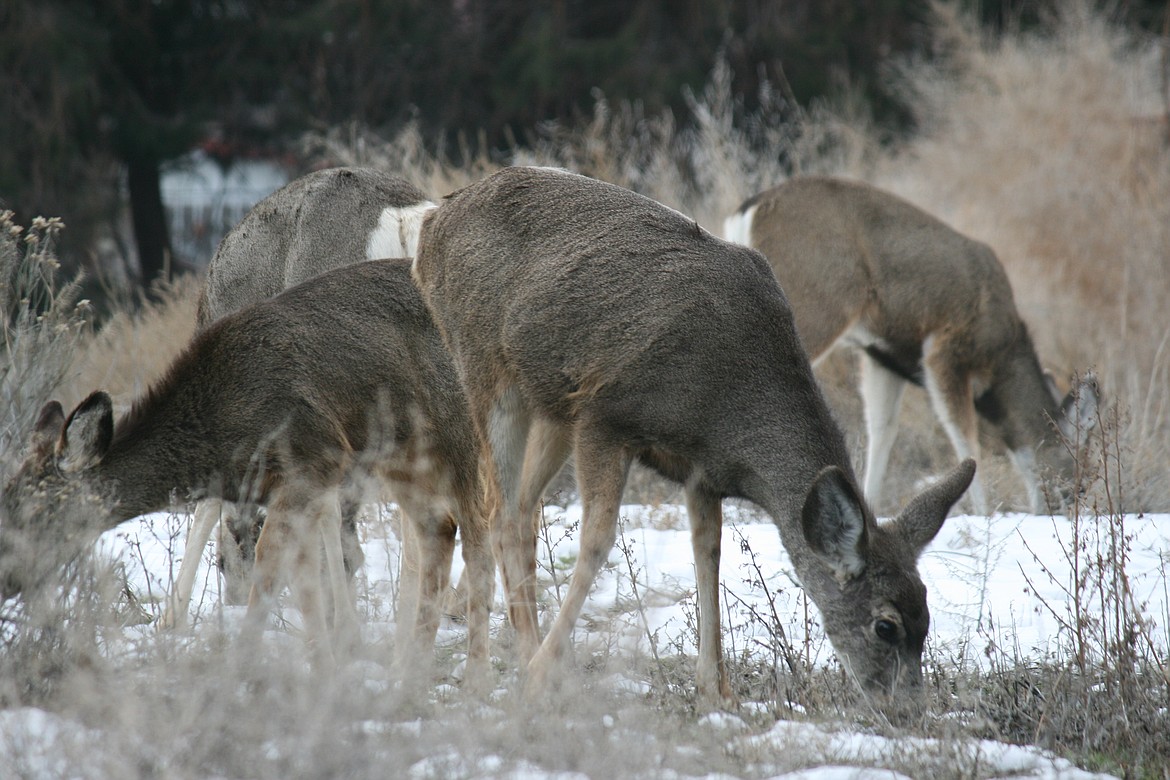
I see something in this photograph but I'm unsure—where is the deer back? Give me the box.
[197,168,433,327]
[728,177,1024,361]
[417,167,851,500]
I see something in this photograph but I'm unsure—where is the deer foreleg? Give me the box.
[686,481,734,709]
[159,499,221,630]
[248,486,334,667]
[394,499,457,673]
[858,354,907,509]
[525,429,630,698]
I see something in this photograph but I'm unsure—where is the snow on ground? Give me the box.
[5,503,1166,779]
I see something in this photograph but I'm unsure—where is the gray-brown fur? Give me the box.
[1,260,491,677]
[725,176,1098,513]
[196,166,434,604]
[413,166,974,708]
[197,167,432,327]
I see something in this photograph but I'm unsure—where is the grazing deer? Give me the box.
[412,166,974,708]
[724,176,1098,514]
[198,166,434,326]
[0,260,491,678]
[193,167,437,612]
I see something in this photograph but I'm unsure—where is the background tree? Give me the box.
[1,0,1164,301]
[1,0,258,294]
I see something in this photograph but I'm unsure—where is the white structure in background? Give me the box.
[160,150,290,267]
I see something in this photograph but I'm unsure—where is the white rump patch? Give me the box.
[366,201,437,260]
[721,204,757,247]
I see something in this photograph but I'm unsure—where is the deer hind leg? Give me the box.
[452,484,494,692]
[923,339,987,514]
[686,482,734,709]
[525,427,630,698]
[440,558,469,622]
[319,493,360,649]
[482,389,540,662]
[322,500,363,640]
[246,483,337,666]
[443,415,567,643]
[393,494,457,675]
[510,417,573,650]
[159,499,222,630]
[858,353,907,508]
[395,511,422,643]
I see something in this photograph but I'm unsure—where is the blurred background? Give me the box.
[3,1,1166,304]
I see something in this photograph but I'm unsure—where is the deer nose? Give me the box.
[858,672,927,723]
[1044,482,1081,514]
[861,656,919,695]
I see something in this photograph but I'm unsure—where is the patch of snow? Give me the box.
[93,504,1167,779]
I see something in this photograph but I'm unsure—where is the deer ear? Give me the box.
[31,401,66,460]
[57,392,114,473]
[1059,372,1100,439]
[894,458,976,554]
[802,466,868,581]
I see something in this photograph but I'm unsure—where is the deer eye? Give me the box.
[874,618,900,644]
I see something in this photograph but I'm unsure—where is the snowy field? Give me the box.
[3,502,1166,779]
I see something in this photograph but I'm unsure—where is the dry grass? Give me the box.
[66,275,200,411]
[0,213,91,458]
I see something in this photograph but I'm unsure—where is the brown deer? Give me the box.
[412,166,974,709]
[198,166,435,326]
[724,176,1098,514]
[0,260,491,679]
[191,167,436,613]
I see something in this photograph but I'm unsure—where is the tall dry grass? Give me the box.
[0,213,91,459]
[66,275,200,412]
[0,212,123,712]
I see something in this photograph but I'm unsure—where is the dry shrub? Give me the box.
[0,213,122,710]
[0,213,92,458]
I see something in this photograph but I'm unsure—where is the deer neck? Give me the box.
[745,409,865,596]
[763,476,855,599]
[92,391,220,526]
[982,346,1061,452]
